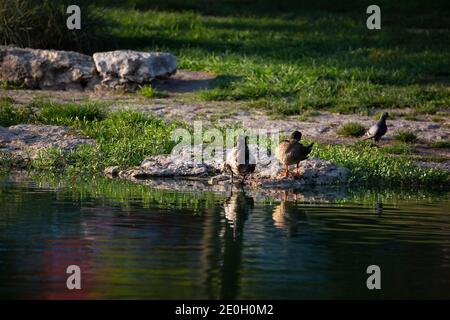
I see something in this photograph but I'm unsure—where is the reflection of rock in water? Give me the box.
[272,191,308,237]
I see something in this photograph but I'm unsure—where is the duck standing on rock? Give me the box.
[276,131,314,177]
[225,135,256,184]
[364,112,389,144]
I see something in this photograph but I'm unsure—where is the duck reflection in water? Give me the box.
[272,190,308,237]
[223,187,254,239]
[211,187,254,299]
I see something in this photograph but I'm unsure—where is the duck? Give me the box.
[364,112,388,143]
[275,130,314,177]
[225,135,256,184]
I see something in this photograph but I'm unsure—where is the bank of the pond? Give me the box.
[0,100,449,187]
[3,171,449,207]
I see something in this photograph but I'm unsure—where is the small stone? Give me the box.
[208,174,230,185]
[104,166,120,178]
[427,124,440,129]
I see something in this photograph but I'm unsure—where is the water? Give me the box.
[0,175,449,299]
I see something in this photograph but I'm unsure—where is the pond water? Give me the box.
[0,175,449,299]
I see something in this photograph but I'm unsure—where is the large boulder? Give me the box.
[92,50,177,90]
[0,46,98,90]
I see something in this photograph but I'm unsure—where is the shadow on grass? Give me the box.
[151,69,218,93]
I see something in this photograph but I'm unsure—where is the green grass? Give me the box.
[394,130,419,143]
[312,141,449,186]
[0,99,183,172]
[1,98,448,186]
[383,143,416,155]
[0,103,34,127]
[0,96,14,104]
[2,1,449,116]
[336,122,367,138]
[138,85,169,98]
[99,2,450,116]
[298,110,321,122]
[33,109,183,173]
[428,140,450,149]
[34,100,107,125]
[0,80,26,90]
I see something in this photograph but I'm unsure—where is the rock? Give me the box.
[0,124,95,165]
[92,50,177,90]
[104,166,121,178]
[0,46,98,90]
[427,124,440,129]
[139,153,209,177]
[114,145,349,188]
[208,174,230,185]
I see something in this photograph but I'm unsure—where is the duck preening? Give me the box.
[225,135,256,184]
[275,130,314,177]
[364,112,388,143]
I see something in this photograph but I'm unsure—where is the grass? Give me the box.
[35,101,107,125]
[0,99,182,172]
[98,1,450,116]
[2,1,450,117]
[428,140,450,149]
[138,85,169,98]
[297,110,321,122]
[0,0,109,53]
[312,141,449,186]
[0,103,34,127]
[394,130,419,143]
[336,122,367,137]
[0,80,26,90]
[383,143,416,155]
[33,109,182,173]
[1,99,448,186]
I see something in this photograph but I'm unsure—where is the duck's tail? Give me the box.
[306,142,314,154]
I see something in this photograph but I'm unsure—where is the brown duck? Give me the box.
[275,131,314,177]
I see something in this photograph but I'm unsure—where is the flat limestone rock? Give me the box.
[108,145,350,189]
[93,50,177,90]
[0,124,95,166]
[0,46,98,90]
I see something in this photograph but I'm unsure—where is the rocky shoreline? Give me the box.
[104,147,350,190]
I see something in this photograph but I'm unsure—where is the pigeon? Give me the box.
[275,130,314,177]
[364,112,389,143]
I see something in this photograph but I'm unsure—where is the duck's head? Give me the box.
[381,112,389,120]
[290,130,302,141]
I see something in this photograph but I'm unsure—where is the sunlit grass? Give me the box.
[336,122,367,138]
[1,99,449,186]
[394,130,419,143]
[138,85,169,99]
[103,6,450,116]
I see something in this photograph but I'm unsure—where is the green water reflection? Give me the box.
[0,173,449,299]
